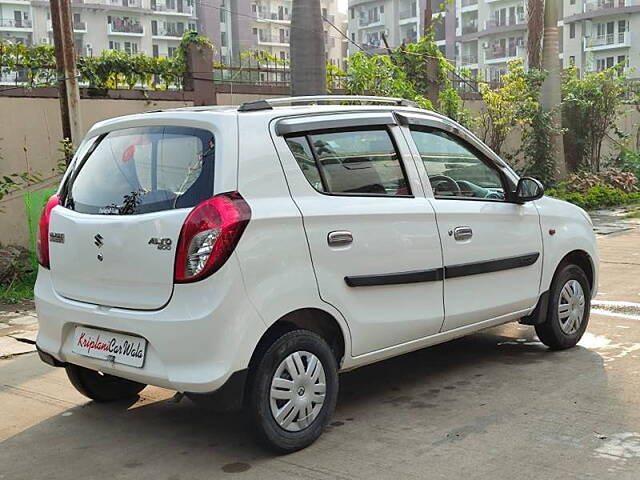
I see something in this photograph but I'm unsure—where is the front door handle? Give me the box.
[328,230,353,247]
[452,226,473,241]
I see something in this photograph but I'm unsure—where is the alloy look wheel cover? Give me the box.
[558,279,586,335]
[269,351,326,432]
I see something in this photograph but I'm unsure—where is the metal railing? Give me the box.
[484,13,526,30]
[583,0,633,13]
[0,19,32,28]
[258,31,288,44]
[484,44,524,61]
[459,54,478,65]
[461,0,478,6]
[359,14,384,27]
[256,10,291,21]
[109,20,144,34]
[151,3,194,14]
[462,22,478,34]
[154,29,183,37]
[584,31,629,48]
[399,8,417,19]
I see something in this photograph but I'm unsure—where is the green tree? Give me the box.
[562,65,629,172]
[477,59,541,156]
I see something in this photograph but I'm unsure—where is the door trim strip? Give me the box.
[344,252,540,287]
[444,252,540,279]
[345,268,443,287]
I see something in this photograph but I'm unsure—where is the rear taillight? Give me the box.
[36,194,60,269]
[174,192,251,283]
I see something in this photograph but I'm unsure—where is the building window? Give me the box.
[350,7,354,19]
[220,9,226,22]
[251,4,256,13]
[379,5,384,13]
[570,0,575,4]
[569,22,575,38]
[221,31,227,46]
[618,55,626,65]
[351,32,355,41]
[253,27,257,34]
[168,46,177,57]
[569,55,575,65]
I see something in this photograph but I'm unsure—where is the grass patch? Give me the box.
[0,271,36,304]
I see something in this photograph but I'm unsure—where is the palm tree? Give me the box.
[529,0,566,180]
[290,0,327,96]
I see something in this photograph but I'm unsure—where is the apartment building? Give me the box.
[346,0,527,81]
[561,0,637,77]
[0,0,198,58]
[246,0,346,67]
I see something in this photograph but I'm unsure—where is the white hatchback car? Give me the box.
[35,96,598,452]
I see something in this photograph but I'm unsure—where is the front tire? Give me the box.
[65,364,146,402]
[536,264,591,350]
[248,330,339,453]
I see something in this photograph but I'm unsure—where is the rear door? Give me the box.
[272,113,444,357]
[403,119,543,331]
[49,124,217,310]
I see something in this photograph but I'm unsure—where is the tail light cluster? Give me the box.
[36,194,60,269]
[174,192,251,283]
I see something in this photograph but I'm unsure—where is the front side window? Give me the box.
[410,128,505,200]
[66,126,214,215]
[286,128,410,196]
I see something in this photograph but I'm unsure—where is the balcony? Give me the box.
[399,7,418,20]
[47,20,87,33]
[459,53,479,66]
[0,18,32,30]
[462,0,478,6]
[358,13,384,27]
[462,21,478,34]
[256,11,291,23]
[152,28,184,39]
[108,20,144,36]
[583,0,638,13]
[484,13,526,30]
[258,31,288,46]
[108,0,144,8]
[484,44,524,63]
[151,3,194,16]
[584,31,630,50]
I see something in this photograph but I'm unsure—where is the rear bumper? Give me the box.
[34,256,266,394]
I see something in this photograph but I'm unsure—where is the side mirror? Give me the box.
[514,177,544,203]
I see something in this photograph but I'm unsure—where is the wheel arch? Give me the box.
[556,249,595,292]
[248,308,347,370]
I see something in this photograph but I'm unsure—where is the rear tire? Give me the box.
[535,264,591,350]
[65,364,146,402]
[247,330,339,453]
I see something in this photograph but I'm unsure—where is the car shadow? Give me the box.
[0,322,612,478]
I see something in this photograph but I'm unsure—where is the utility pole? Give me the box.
[50,0,82,159]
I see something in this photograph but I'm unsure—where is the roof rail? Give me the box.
[237,95,419,112]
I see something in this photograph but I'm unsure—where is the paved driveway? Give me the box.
[1,229,640,480]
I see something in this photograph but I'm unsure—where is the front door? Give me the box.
[406,124,543,331]
[273,119,444,356]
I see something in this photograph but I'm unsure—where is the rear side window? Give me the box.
[286,128,410,196]
[65,126,214,215]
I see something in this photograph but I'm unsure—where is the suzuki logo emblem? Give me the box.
[94,234,104,248]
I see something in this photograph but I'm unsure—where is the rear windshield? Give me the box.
[64,126,214,215]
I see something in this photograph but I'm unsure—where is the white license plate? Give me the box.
[72,326,146,368]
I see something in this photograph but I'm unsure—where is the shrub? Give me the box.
[546,185,640,210]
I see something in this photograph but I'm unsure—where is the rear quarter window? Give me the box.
[64,126,214,215]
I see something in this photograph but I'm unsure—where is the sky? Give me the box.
[338,0,347,13]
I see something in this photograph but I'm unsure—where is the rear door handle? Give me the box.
[328,230,353,247]
[452,226,473,241]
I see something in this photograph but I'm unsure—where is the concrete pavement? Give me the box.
[1,229,640,479]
